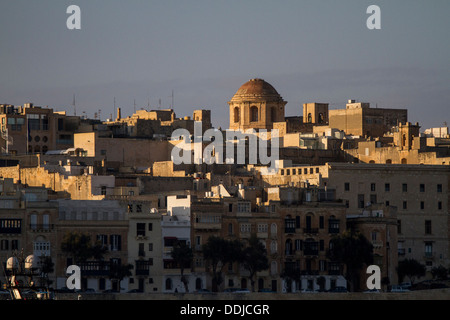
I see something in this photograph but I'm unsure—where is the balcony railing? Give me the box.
[303,248,319,256]
[78,261,110,276]
[30,224,54,232]
[303,228,319,235]
[284,227,296,234]
[328,228,340,234]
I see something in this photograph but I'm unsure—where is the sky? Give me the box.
[0,0,449,130]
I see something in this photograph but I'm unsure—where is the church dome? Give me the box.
[230,78,284,102]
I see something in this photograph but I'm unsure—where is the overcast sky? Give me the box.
[1,0,449,130]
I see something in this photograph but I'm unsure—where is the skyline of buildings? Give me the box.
[0,77,449,297]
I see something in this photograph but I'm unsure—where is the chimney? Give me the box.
[116,107,121,121]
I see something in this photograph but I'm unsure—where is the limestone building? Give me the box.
[228,78,287,132]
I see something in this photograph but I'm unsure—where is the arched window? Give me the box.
[270,223,277,235]
[250,106,258,122]
[401,158,407,164]
[307,113,312,123]
[285,239,293,255]
[234,107,240,123]
[386,159,392,164]
[270,240,277,254]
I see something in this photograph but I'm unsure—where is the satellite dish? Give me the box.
[25,255,38,269]
[6,257,19,270]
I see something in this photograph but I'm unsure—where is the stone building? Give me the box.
[0,179,59,288]
[228,78,287,132]
[328,100,408,138]
[0,103,83,155]
[55,199,129,292]
[258,162,450,280]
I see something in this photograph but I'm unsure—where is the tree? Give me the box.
[61,231,108,290]
[37,255,54,288]
[171,242,194,292]
[202,236,243,292]
[280,266,300,293]
[109,263,133,292]
[241,234,269,292]
[397,259,426,285]
[327,230,373,291]
[431,265,448,281]
[61,231,107,264]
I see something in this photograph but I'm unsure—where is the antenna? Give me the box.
[72,94,76,116]
[170,90,174,109]
[113,97,116,119]
[134,99,136,113]
[158,98,161,109]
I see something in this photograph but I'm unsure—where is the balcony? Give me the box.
[372,241,383,248]
[424,252,434,259]
[328,227,340,234]
[303,248,319,256]
[193,222,221,230]
[284,227,296,234]
[303,228,319,235]
[78,261,110,276]
[30,224,54,232]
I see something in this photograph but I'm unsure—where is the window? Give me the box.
[425,220,432,235]
[344,183,350,192]
[148,223,152,231]
[370,183,376,192]
[1,240,8,250]
[385,183,390,192]
[402,183,408,192]
[397,220,402,234]
[319,216,324,229]
[425,242,433,257]
[250,106,258,122]
[437,184,442,193]
[438,201,442,210]
[257,223,268,233]
[420,184,425,193]
[403,201,407,210]
[237,202,250,213]
[270,241,277,254]
[270,223,277,235]
[420,201,425,210]
[137,223,146,237]
[234,107,240,123]
[295,239,302,251]
[110,235,122,251]
[358,194,365,209]
[240,223,251,233]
